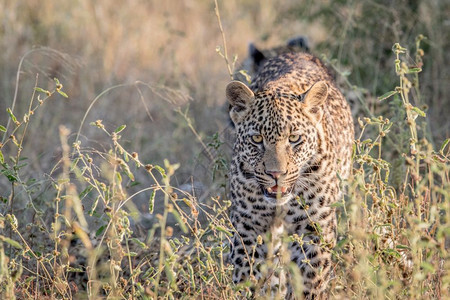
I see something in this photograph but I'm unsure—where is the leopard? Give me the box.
[226,43,354,299]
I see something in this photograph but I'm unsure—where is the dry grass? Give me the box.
[0,0,449,299]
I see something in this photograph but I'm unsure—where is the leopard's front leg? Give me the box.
[287,204,337,300]
[229,207,270,284]
[230,205,293,299]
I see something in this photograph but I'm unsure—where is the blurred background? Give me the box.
[0,0,448,211]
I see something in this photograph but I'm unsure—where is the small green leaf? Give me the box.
[0,125,6,132]
[330,201,344,208]
[79,186,93,199]
[171,210,188,234]
[70,157,80,171]
[214,225,233,237]
[377,90,398,101]
[238,70,252,84]
[382,248,401,258]
[129,181,141,187]
[383,121,393,132]
[1,169,18,182]
[164,262,177,290]
[0,150,4,164]
[34,87,49,94]
[24,276,36,283]
[187,263,196,289]
[440,138,449,154]
[6,108,18,123]
[89,195,100,216]
[412,106,426,117]
[153,165,166,178]
[95,225,106,236]
[67,267,84,272]
[116,172,122,183]
[395,244,411,250]
[57,90,69,98]
[24,250,34,258]
[120,162,135,181]
[15,163,27,170]
[341,70,351,77]
[406,67,422,73]
[115,125,126,133]
[149,190,156,214]
[131,238,147,249]
[1,236,23,249]
[336,237,348,248]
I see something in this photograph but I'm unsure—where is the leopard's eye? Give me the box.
[251,134,263,144]
[289,134,301,143]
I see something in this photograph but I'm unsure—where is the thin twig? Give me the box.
[214,0,234,80]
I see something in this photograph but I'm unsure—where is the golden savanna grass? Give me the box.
[0,0,448,299]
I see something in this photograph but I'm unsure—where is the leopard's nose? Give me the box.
[266,171,287,179]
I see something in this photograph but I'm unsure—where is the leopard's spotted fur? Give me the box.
[226,47,354,299]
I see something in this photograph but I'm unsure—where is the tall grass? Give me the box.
[0,1,448,299]
[330,39,449,299]
[1,38,447,299]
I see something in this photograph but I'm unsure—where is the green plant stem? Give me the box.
[214,0,233,80]
[154,184,170,297]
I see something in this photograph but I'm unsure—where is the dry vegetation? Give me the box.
[0,0,449,299]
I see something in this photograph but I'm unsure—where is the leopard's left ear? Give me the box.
[303,81,328,124]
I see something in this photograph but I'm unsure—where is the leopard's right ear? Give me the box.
[226,81,254,124]
[249,43,266,68]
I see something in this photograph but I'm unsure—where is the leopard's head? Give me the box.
[226,80,328,205]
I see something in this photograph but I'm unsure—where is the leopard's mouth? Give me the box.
[262,184,292,199]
